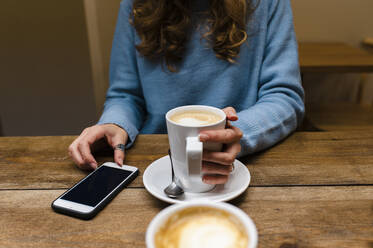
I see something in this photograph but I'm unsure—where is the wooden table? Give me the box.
[299,42,373,73]
[1,133,373,247]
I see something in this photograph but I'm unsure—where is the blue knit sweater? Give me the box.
[98,0,305,157]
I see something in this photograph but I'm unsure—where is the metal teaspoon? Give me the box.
[164,149,184,198]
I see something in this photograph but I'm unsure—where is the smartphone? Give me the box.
[52,162,139,220]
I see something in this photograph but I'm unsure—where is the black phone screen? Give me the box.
[61,166,133,207]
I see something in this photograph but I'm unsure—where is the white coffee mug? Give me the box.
[166,105,226,193]
[146,200,258,248]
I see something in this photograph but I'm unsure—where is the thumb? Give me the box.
[108,133,127,166]
[222,107,238,121]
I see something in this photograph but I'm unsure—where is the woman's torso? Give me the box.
[132,1,268,133]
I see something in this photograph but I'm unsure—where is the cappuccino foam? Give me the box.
[170,111,222,126]
[155,207,248,248]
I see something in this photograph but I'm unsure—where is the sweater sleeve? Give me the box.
[97,0,145,148]
[234,0,305,157]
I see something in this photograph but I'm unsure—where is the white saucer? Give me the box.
[143,155,251,204]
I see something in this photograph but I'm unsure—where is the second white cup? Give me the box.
[146,201,258,248]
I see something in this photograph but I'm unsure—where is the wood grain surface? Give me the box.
[1,133,372,247]
[0,187,372,248]
[299,42,373,72]
[1,132,373,190]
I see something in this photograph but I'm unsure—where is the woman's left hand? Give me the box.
[199,107,243,185]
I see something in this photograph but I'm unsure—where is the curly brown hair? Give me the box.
[131,0,257,72]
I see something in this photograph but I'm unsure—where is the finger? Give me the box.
[224,142,242,158]
[77,139,98,169]
[202,161,233,175]
[203,150,235,165]
[76,128,108,169]
[203,174,229,185]
[199,126,243,143]
[203,146,239,165]
[222,107,238,121]
[114,147,125,166]
[107,133,127,166]
[68,142,91,170]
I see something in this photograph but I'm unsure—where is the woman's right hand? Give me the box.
[68,124,128,170]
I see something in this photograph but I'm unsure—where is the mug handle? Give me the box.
[186,137,203,176]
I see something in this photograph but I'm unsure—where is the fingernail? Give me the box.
[90,162,97,169]
[231,114,238,120]
[199,133,209,141]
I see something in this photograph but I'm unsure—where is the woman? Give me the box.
[69,0,304,185]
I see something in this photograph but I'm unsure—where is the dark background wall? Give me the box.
[0,0,96,136]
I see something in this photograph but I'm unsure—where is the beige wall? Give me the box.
[83,0,121,113]
[0,0,96,136]
[291,0,373,47]
[292,0,373,105]
[95,0,122,83]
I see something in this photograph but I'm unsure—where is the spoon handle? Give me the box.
[168,149,175,181]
